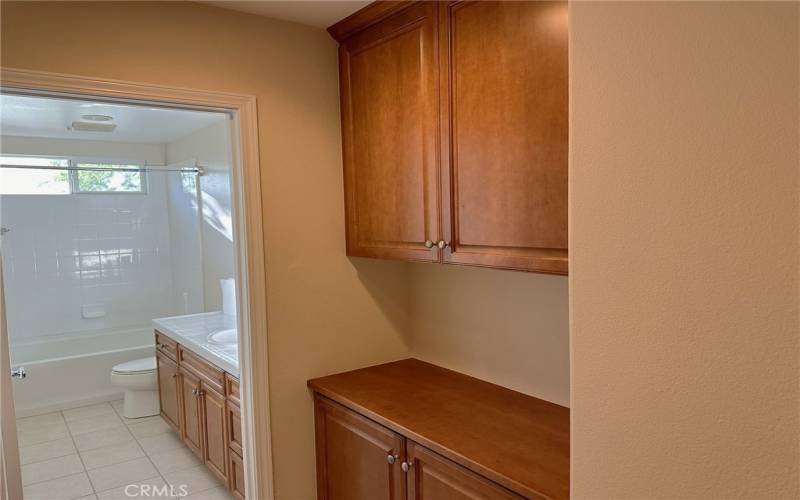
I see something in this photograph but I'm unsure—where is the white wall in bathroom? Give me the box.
[164,168,205,315]
[166,121,234,312]
[0,137,175,342]
[1,135,166,165]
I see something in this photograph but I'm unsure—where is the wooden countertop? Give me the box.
[307,358,569,499]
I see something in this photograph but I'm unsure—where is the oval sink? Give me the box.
[207,329,238,345]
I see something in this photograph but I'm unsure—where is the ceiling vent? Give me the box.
[69,121,117,132]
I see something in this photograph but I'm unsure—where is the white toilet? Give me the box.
[110,357,159,418]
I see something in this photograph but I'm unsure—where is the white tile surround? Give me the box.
[1,182,176,341]
[18,401,233,500]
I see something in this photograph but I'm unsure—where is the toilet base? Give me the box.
[123,390,160,419]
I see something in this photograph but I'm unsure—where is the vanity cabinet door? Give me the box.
[156,352,180,433]
[201,384,228,483]
[180,368,203,459]
[314,396,406,500]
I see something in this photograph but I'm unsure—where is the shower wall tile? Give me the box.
[1,175,178,343]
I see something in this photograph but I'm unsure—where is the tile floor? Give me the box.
[17,400,234,500]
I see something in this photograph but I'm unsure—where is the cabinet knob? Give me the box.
[386,454,398,465]
[401,461,412,473]
[437,240,450,250]
[424,239,434,249]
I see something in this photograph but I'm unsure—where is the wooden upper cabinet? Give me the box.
[338,1,441,262]
[439,1,569,274]
[331,0,569,274]
[314,397,406,500]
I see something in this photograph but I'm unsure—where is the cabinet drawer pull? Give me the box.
[401,461,412,472]
[387,454,398,465]
[424,239,434,249]
[437,240,450,250]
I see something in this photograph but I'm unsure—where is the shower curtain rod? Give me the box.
[0,164,204,175]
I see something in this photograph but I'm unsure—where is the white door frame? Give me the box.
[0,67,274,500]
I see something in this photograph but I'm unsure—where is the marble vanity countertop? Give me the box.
[152,312,239,377]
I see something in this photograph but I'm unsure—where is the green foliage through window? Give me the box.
[73,164,145,193]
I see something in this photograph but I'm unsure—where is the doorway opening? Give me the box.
[0,70,271,500]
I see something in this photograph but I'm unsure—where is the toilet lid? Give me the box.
[112,357,156,375]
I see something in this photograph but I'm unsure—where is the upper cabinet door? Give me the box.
[339,1,441,262]
[439,1,569,274]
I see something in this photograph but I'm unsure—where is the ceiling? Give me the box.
[199,1,369,28]
[0,94,228,144]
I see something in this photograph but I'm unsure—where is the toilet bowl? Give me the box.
[110,357,159,419]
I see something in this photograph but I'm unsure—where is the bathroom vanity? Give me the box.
[152,313,244,499]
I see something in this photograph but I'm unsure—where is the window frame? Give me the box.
[67,158,149,195]
[0,154,149,195]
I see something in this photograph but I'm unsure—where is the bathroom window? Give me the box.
[70,163,147,194]
[0,156,147,195]
[0,156,71,195]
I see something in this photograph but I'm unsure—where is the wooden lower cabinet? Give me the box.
[179,368,203,459]
[156,352,180,433]
[309,358,572,499]
[314,396,523,500]
[406,442,523,500]
[229,450,246,500]
[155,332,243,498]
[201,385,228,482]
[314,397,405,500]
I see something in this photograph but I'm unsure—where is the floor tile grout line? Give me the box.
[109,400,229,499]
[61,407,93,492]
[17,411,90,491]
[109,399,175,494]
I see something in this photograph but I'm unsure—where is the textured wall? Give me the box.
[0,3,412,499]
[570,2,799,498]
[409,264,569,407]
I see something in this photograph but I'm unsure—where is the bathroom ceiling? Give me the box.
[199,0,370,28]
[0,94,228,144]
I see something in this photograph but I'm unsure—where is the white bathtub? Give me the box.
[11,326,155,417]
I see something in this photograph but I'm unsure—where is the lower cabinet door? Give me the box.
[179,369,203,459]
[229,450,246,500]
[314,396,405,500]
[201,384,228,482]
[406,441,524,500]
[156,352,180,432]
[226,399,243,457]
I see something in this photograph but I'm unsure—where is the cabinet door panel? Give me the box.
[226,400,243,457]
[180,369,203,459]
[229,450,246,500]
[440,1,569,274]
[314,397,405,500]
[340,1,441,262]
[156,352,180,433]
[407,441,525,500]
[201,385,228,482]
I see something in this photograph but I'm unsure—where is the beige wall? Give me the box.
[409,264,570,407]
[571,2,799,498]
[0,3,412,499]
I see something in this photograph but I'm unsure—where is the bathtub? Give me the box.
[11,326,155,417]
